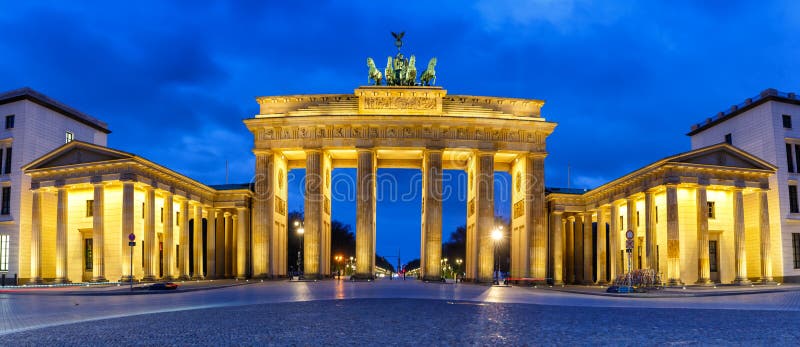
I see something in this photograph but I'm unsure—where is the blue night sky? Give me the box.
[2,1,799,260]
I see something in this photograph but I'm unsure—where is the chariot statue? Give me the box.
[366,32,437,86]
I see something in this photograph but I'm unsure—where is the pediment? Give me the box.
[667,145,774,171]
[23,141,134,171]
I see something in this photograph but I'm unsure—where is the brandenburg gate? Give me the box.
[245,84,555,281]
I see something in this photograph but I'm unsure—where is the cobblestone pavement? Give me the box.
[1,280,799,345]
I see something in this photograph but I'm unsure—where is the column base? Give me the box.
[235,276,247,280]
[191,275,205,280]
[53,278,71,284]
[759,278,777,285]
[91,276,108,283]
[27,277,43,285]
[694,278,714,286]
[351,273,374,281]
[177,275,191,281]
[141,275,157,282]
[733,278,752,286]
[553,280,565,286]
[120,276,138,283]
[422,275,443,282]
[162,275,176,281]
[581,280,596,285]
[667,279,684,287]
[596,280,608,286]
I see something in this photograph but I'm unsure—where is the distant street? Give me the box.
[1,280,799,345]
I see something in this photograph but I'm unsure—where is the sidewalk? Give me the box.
[0,278,256,296]
[539,282,800,298]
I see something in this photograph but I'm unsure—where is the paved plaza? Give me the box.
[1,280,799,345]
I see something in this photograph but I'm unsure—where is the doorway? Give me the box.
[709,238,720,283]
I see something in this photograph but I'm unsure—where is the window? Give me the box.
[161,207,164,223]
[176,245,180,268]
[86,200,94,217]
[636,211,640,227]
[0,234,8,271]
[793,233,800,269]
[65,131,74,143]
[784,115,793,129]
[707,201,716,219]
[84,239,93,271]
[619,215,624,231]
[790,185,799,214]
[724,133,732,145]
[0,187,9,215]
[794,145,800,174]
[655,206,658,223]
[141,241,145,267]
[4,115,13,129]
[709,240,718,272]
[142,202,145,219]
[787,143,795,173]
[3,147,10,174]
[176,212,180,226]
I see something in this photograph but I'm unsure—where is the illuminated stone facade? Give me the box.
[246,86,556,281]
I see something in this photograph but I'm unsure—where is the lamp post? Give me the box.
[334,255,343,280]
[455,258,462,281]
[491,226,503,285]
[294,220,304,278]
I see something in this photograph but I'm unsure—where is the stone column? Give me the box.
[609,203,619,279]
[758,189,774,283]
[121,181,135,282]
[596,206,607,285]
[162,191,174,280]
[573,214,584,283]
[29,188,42,284]
[91,181,107,282]
[565,216,575,284]
[695,184,712,285]
[192,203,204,279]
[224,211,232,278]
[551,211,564,285]
[205,207,217,279]
[476,152,495,283]
[252,151,272,278]
[235,207,247,279]
[178,199,190,280]
[666,183,682,286]
[355,149,376,279]
[55,186,69,283]
[645,190,656,271]
[732,187,750,285]
[422,149,443,281]
[142,187,156,281]
[583,211,594,284]
[626,197,636,270]
[304,149,323,278]
[529,155,546,281]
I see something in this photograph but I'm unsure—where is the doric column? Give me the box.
[476,152,495,282]
[355,149,377,279]
[205,207,217,279]
[178,199,190,280]
[142,187,156,281]
[224,211,232,278]
[695,184,712,285]
[583,211,594,284]
[29,188,42,284]
[565,216,575,284]
[192,203,204,279]
[422,149,443,281]
[91,181,107,282]
[304,149,323,278]
[162,191,174,280]
[626,197,636,270]
[252,151,272,278]
[529,155,546,281]
[645,190,656,271]
[596,206,607,285]
[732,187,750,285]
[235,207,247,279]
[666,183,682,285]
[55,186,69,283]
[758,189,774,283]
[609,203,619,279]
[121,181,135,282]
[551,210,564,285]
[573,213,584,283]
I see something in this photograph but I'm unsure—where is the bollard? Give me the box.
[1,273,5,287]
[14,273,18,286]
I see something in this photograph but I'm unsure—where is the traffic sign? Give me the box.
[625,230,634,240]
[128,233,135,241]
[626,239,634,249]
[128,241,136,246]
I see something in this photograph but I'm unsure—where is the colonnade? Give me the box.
[550,184,774,285]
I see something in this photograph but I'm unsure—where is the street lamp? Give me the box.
[455,258,462,281]
[334,255,343,280]
[491,226,503,285]
[295,220,304,278]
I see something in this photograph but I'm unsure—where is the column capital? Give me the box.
[304,148,323,154]
[526,152,547,160]
[224,211,232,218]
[424,147,444,153]
[252,149,274,156]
